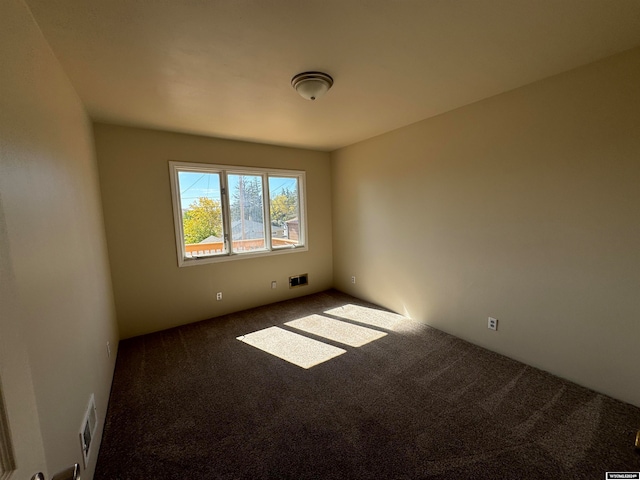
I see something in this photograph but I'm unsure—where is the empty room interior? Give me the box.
[2,0,640,479]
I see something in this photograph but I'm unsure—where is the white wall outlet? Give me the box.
[271,281,277,289]
[488,317,498,331]
[106,341,111,358]
[351,276,356,284]
[216,292,223,301]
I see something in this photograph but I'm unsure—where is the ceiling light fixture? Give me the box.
[291,71,333,101]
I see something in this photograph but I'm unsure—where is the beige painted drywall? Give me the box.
[94,124,333,339]
[331,47,640,407]
[0,1,119,479]
[0,192,46,480]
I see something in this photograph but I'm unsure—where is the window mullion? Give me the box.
[264,173,272,251]
[221,172,232,255]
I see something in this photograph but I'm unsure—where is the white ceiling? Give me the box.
[24,0,640,151]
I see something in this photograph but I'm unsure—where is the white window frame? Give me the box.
[169,161,308,267]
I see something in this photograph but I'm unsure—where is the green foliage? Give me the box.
[182,197,222,244]
[270,187,298,226]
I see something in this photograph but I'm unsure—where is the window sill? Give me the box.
[178,244,308,267]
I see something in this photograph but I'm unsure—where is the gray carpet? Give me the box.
[95,290,640,479]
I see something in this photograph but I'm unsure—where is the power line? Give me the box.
[180,173,207,195]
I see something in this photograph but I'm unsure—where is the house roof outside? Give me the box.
[232,219,264,240]
[199,235,223,244]
[198,220,287,243]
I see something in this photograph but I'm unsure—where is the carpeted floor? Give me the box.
[95,290,640,479]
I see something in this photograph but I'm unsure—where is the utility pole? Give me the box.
[239,176,246,244]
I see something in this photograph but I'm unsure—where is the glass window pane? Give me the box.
[177,170,226,257]
[171,163,307,266]
[269,176,301,247]
[228,174,267,252]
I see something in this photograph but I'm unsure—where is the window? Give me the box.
[169,162,307,266]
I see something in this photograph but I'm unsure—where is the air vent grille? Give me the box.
[80,394,98,468]
[289,274,308,288]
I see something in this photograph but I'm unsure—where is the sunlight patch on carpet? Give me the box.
[286,314,387,347]
[325,304,418,332]
[237,326,346,369]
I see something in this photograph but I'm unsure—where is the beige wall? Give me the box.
[331,48,640,407]
[0,1,119,479]
[95,124,333,339]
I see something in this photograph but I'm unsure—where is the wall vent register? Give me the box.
[79,394,97,468]
[289,274,308,288]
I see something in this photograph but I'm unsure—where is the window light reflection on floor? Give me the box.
[285,314,386,347]
[324,304,415,332]
[237,326,346,369]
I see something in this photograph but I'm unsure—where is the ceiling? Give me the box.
[24,0,640,151]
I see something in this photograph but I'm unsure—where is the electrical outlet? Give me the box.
[106,341,111,358]
[216,292,223,301]
[488,317,498,331]
[351,276,356,284]
[271,281,277,289]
